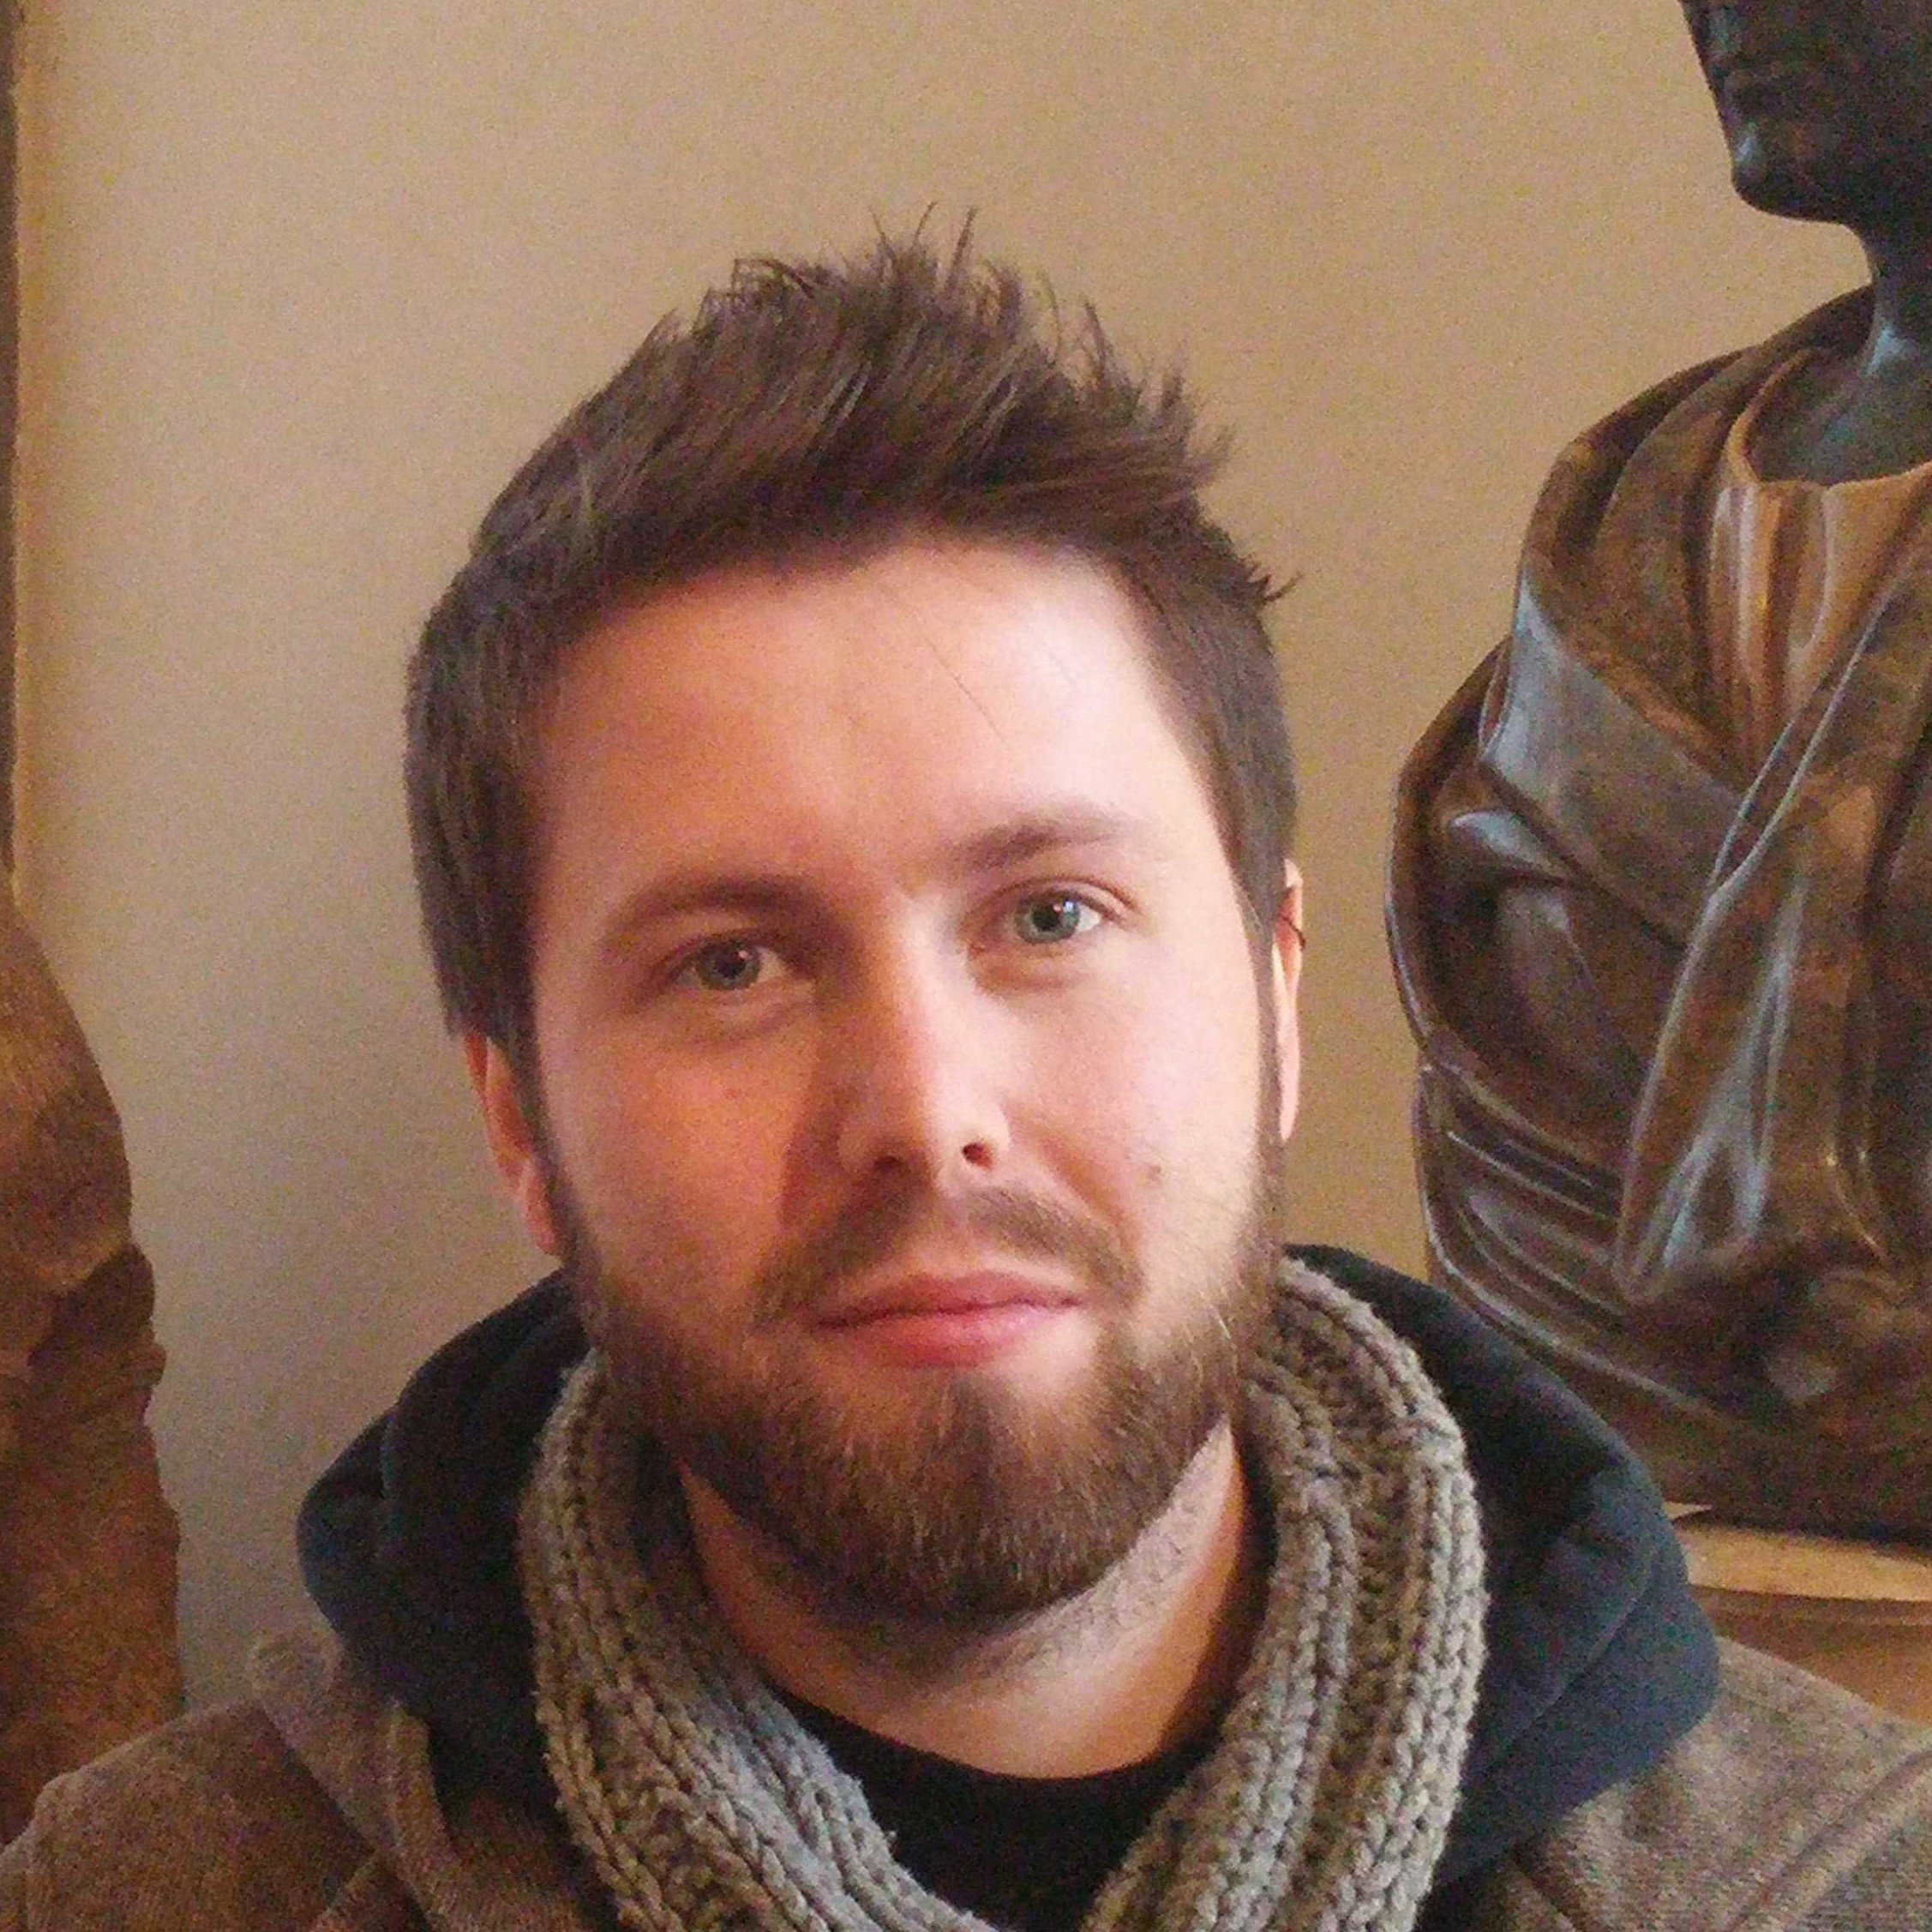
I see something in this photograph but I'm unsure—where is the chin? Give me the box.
[1728,147,1843,225]
[1723,117,1904,230]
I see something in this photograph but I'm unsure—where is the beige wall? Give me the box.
[11,1,1861,1704]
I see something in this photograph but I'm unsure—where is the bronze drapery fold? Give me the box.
[1390,291,1932,1539]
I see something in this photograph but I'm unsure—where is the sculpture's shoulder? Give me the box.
[0,1699,404,1932]
[1573,285,1872,465]
[1483,1641,1932,1930]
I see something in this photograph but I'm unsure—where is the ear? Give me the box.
[462,1032,562,1257]
[1267,862,1305,1142]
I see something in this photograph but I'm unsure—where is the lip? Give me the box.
[813,1270,1088,1368]
[1709,51,1820,94]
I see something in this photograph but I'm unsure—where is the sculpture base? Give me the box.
[1675,1513,1932,1725]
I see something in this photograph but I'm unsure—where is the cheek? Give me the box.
[538,1038,802,1275]
[1035,954,1266,1204]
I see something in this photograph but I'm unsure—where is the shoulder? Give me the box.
[1487,1641,1932,1930]
[1575,286,1873,461]
[0,1699,388,1932]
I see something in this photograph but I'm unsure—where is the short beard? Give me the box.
[549,1060,1287,1635]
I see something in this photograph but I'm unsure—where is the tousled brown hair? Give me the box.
[406,233,1294,1073]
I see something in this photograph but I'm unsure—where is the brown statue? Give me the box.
[1388,0,1932,1539]
[0,888,178,1836]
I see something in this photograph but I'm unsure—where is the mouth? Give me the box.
[1706,33,1840,97]
[1716,57,1812,103]
[813,1270,1090,1368]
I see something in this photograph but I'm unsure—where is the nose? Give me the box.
[828,950,1011,1188]
[1691,3,1744,69]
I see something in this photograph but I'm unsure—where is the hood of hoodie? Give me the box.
[297,1245,1717,1886]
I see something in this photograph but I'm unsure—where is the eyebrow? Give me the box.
[596,804,1155,956]
[941,805,1150,879]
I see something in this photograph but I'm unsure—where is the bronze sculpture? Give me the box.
[1388,0,1932,1538]
[0,889,178,1835]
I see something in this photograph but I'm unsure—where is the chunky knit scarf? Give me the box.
[518,1257,1486,1932]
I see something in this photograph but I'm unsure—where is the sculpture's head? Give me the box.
[1680,0,1932,236]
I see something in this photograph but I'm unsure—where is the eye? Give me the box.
[678,939,777,993]
[1011,893,1101,945]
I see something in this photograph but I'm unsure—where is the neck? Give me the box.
[1862,230,1932,370]
[679,1421,1263,1778]
[1748,228,1932,483]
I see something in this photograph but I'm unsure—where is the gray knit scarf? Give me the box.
[518,1257,1486,1932]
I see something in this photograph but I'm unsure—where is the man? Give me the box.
[1389,0,1932,1538]
[7,235,1932,1929]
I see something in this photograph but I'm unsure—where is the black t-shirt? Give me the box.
[788,1697,1213,1932]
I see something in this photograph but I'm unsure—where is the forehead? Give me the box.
[529,538,1226,897]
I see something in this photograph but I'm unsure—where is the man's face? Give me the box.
[1681,0,1932,229]
[473,537,1300,1628]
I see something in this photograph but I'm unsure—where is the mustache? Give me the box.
[1692,8,1849,86]
[747,1184,1138,1326]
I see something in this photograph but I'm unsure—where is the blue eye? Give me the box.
[684,940,771,992]
[1012,895,1099,945]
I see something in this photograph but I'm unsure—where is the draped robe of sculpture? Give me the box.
[0,888,179,1837]
[1389,287,1932,1539]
